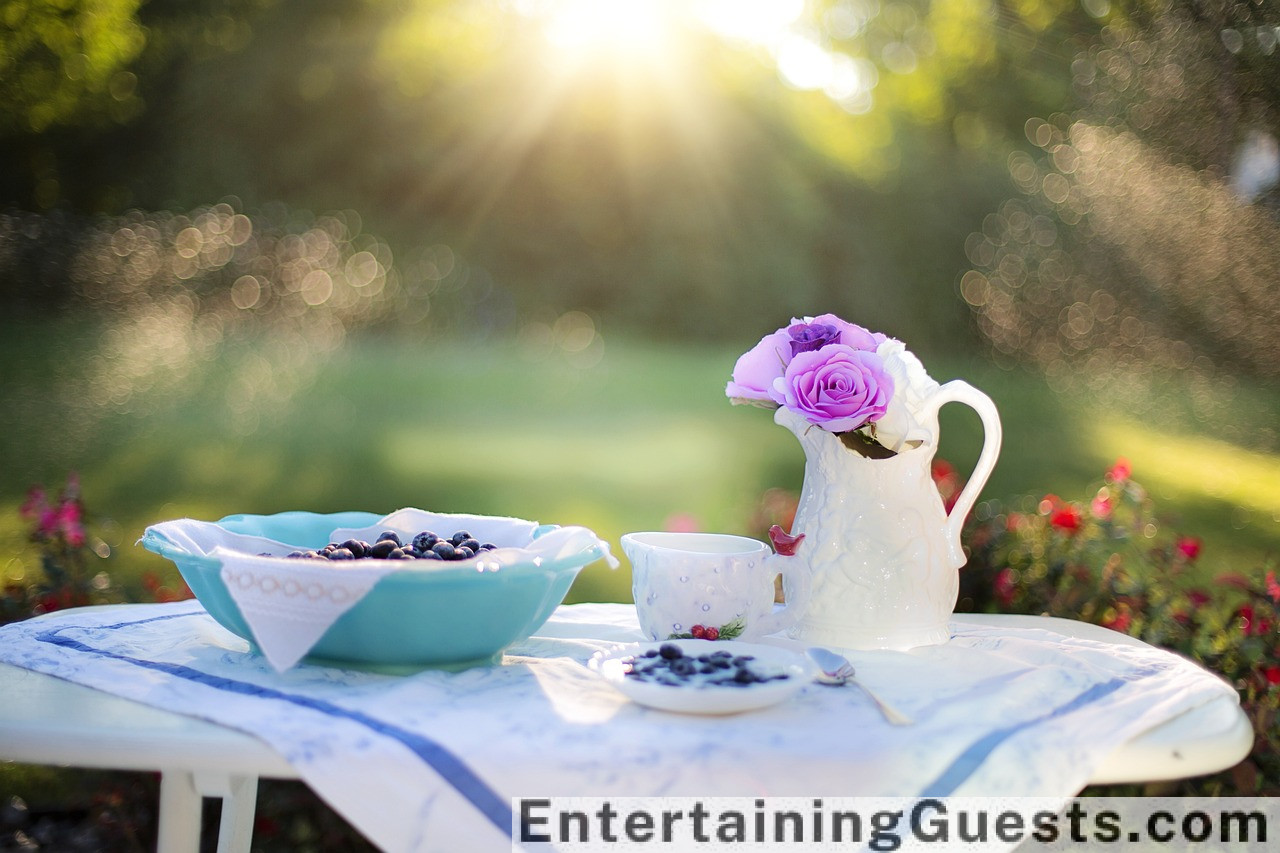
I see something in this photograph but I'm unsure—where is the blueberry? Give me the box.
[479,543,497,551]
[420,550,442,560]
[643,649,660,658]
[328,548,355,560]
[342,539,370,558]
[377,531,402,546]
[670,658,696,676]
[412,532,439,551]
[733,668,756,684]
[659,643,683,660]
[393,550,415,560]
[432,541,457,560]
[455,546,475,559]
[370,539,399,559]
[459,538,481,553]
[450,531,472,545]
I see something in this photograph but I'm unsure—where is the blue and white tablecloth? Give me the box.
[0,602,1239,852]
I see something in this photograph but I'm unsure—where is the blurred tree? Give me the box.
[0,0,146,134]
[2,0,1186,350]
[965,0,1280,384]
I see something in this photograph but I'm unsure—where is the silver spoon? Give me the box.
[806,647,914,726]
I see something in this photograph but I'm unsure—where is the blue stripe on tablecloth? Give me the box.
[917,677,1128,797]
[33,611,514,840]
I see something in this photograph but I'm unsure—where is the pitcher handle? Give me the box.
[923,380,1003,549]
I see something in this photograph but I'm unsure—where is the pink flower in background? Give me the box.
[1090,490,1113,519]
[37,506,60,539]
[1265,571,1279,603]
[1177,536,1202,561]
[57,500,85,548]
[774,344,893,433]
[20,486,47,520]
[1107,458,1131,483]
[663,513,700,533]
[994,567,1017,607]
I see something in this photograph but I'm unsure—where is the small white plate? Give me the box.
[589,639,814,715]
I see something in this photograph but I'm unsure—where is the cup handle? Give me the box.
[753,553,811,638]
[921,380,1003,550]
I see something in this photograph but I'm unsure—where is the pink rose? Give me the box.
[725,328,792,403]
[773,345,893,433]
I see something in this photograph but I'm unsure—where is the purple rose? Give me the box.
[773,345,894,433]
[725,327,791,402]
[786,322,841,357]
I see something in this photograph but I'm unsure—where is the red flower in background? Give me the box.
[1264,666,1280,687]
[1266,571,1280,603]
[1050,504,1082,533]
[931,459,962,513]
[1239,605,1274,637]
[1102,604,1132,633]
[1177,536,1202,561]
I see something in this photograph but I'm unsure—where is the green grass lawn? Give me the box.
[0,317,1276,606]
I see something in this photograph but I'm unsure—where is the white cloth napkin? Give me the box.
[0,602,1241,853]
[144,510,615,671]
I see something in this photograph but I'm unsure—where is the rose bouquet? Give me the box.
[726,313,939,456]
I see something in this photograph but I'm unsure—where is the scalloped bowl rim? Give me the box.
[140,510,609,670]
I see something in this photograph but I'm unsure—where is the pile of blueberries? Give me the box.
[623,643,790,688]
[284,530,498,562]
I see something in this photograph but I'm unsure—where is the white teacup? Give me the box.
[621,531,807,642]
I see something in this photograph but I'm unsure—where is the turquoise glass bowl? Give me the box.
[141,510,606,671]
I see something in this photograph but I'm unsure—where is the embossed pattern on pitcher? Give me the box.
[775,380,1001,651]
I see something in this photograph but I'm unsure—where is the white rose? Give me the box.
[873,339,939,452]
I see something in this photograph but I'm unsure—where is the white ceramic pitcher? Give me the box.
[772,380,1002,651]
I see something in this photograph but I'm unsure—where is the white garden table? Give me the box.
[0,608,1253,852]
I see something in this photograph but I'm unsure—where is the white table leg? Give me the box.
[157,770,260,853]
[213,774,258,853]
[157,771,202,853]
